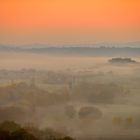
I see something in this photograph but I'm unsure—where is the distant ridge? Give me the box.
[0,42,140,57]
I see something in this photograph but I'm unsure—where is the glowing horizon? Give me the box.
[0,0,140,45]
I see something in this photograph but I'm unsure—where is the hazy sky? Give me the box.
[0,0,140,45]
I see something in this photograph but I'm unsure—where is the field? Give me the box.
[0,52,140,140]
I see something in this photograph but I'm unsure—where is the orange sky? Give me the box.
[0,0,140,45]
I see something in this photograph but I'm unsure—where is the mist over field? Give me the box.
[1,0,140,139]
[0,49,140,140]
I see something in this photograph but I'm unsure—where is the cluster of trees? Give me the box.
[112,116,133,126]
[64,105,102,121]
[72,82,126,104]
[0,121,75,140]
[0,81,70,107]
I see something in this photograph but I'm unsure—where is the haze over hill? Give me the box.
[0,41,140,57]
